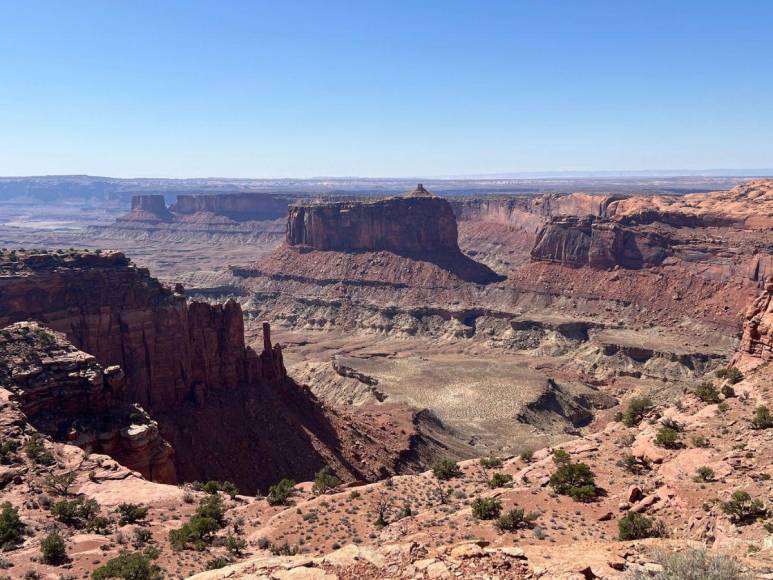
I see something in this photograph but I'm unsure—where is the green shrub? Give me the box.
[92,550,162,579]
[695,382,720,403]
[24,434,55,466]
[487,472,513,489]
[621,397,653,427]
[694,466,716,482]
[205,557,229,570]
[40,532,67,565]
[551,449,570,465]
[495,508,539,532]
[431,459,462,481]
[724,367,743,384]
[221,481,239,499]
[195,495,226,527]
[751,405,772,430]
[471,497,502,520]
[52,497,100,527]
[132,528,152,548]
[312,467,341,495]
[721,385,736,398]
[267,479,296,506]
[721,491,766,524]
[269,542,298,556]
[655,426,681,449]
[549,461,597,502]
[691,434,710,448]
[116,503,148,525]
[480,456,502,469]
[202,481,220,494]
[225,534,246,556]
[168,495,226,551]
[0,502,24,550]
[519,449,534,462]
[618,453,650,474]
[0,440,19,465]
[618,512,665,540]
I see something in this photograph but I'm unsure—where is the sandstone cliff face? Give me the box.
[530,216,669,269]
[0,250,284,412]
[525,180,773,282]
[734,279,773,368]
[124,194,172,221]
[287,194,459,254]
[171,193,291,221]
[0,321,176,482]
[0,249,412,491]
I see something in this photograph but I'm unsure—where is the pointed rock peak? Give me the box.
[405,183,435,197]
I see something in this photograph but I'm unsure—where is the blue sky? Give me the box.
[1,0,772,178]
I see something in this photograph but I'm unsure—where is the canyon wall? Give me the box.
[0,250,284,412]
[530,216,670,269]
[0,321,176,482]
[124,194,172,221]
[171,193,292,221]
[287,192,459,254]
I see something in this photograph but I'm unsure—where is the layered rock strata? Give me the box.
[0,321,176,481]
[733,279,773,368]
[286,185,460,254]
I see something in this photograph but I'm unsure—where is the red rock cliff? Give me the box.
[287,185,460,254]
[0,250,284,412]
[124,194,172,221]
[0,321,176,482]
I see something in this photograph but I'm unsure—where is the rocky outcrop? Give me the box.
[0,250,284,411]
[530,216,670,269]
[171,193,292,221]
[733,279,773,368]
[0,321,176,482]
[287,185,460,254]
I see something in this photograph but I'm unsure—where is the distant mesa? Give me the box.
[284,184,503,284]
[129,194,172,221]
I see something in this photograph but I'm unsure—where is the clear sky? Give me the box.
[1,0,772,178]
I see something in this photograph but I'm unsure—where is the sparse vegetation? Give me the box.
[431,459,462,481]
[721,384,736,398]
[751,405,772,429]
[92,550,162,579]
[0,440,19,465]
[716,366,743,385]
[618,512,665,540]
[312,467,341,495]
[225,534,246,556]
[626,547,750,580]
[721,491,766,524]
[549,461,598,502]
[24,433,55,466]
[471,497,502,520]
[480,456,502,469]
[618,453,650,474]
[519,449,534,462]
[45,471,77,495]
[655,426,681,449]
[40,532,68,565]
[116,503,149,525]
[168,495,227,551]
[621,396,653,427]
[52,497,100,528]
[495,507,538,532]
[0,503,24,551]
[694,466,716,482]
[487,472,513,488]
[695,381,720,403]
[267,479,296,506]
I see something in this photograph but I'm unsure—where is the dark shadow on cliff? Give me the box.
[404,250,506,284]
[155,377,384,493]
